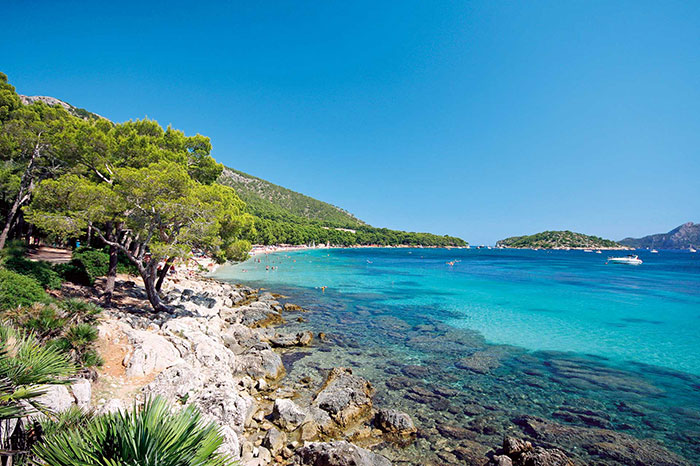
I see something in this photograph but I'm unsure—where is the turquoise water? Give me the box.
[218,248,700,374]
[214,248,700,463]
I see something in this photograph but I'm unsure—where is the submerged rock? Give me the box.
[293,441,391,466]
[455,347,509,374]
[513,415,691,465]
[374,408,416,437]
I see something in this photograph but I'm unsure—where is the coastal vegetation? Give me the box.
[496,230,622,249]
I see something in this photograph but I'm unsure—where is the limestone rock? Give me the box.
[293,441,391,466]
[70,378,92,409]
[374,409,416,436]
[312,368,374,429]
[122,326,181,378]
[272,398,309,431]
[263,427,287,453]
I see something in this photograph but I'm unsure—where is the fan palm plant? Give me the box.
[33,396,235,466]
[0,325,74,419]
[0,323,75,461]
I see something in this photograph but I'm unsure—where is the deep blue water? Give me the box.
[214,248,700,463]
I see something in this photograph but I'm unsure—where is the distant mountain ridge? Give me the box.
[497,230,623,249]
[620,222,699,249]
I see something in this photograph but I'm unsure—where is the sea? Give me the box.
[213,248,700,464]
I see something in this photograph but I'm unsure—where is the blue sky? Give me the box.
[3,1,699,244]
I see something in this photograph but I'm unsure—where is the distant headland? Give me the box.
[496,230,626,250]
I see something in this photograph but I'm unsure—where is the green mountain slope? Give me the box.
[496,230,622,249]
[218,167,364,228]
[218,167,467,247]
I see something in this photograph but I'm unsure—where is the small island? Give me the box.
[496,230,626,249]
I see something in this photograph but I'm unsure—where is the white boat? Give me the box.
[584,249,593,253]
[595,250,602,254]
[650,249,658,253]
[690,247,697,253]
[607,255,643,265]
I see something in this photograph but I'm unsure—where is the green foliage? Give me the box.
[224,239,252,262]
[33,396,235,466]
[3,298,103,369]
[0,268,51,310]
[496,230,621,249]
[72,247,108,283]
[219,167,364,228]
[0,324,75,420]
[1,240,63,289]
[3,255,63,289]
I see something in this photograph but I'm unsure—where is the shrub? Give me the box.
[72,247,109,284]
[33,396,234,466]
[69,247,139,285]
[0,268,51,310]
[53,260,92,286]
[3,255,63,289]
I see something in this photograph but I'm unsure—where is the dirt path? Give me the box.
[27,246,73,264]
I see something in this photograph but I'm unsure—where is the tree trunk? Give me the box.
[0,194,25,250]
[0,138,41,250]
[136,260,169,313]
[101,244,119,305]
[155,257,173,292]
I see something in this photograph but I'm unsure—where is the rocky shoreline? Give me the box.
[41,267,694,465]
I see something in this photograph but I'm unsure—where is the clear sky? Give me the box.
[3,1,698,245]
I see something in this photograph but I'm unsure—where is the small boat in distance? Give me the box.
[690,247,697,253]
[650,249,659,253]
[595,250,602,254]
[584,249,593,253]
[607,255,643,265]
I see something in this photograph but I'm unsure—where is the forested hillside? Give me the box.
[218,168,465,247]
[497,231,622,249]
[218,167,364,228]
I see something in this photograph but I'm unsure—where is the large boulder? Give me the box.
[294,441,391,466]
[312,368,374,429]
[272,398,309,431]
[269,331,314,348]
[234,347,285,380]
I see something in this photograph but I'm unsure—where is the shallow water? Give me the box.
[214,248,700,463]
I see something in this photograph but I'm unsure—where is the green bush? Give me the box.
[0,239,27,260]
[3,255,63,289]
[69,247,139,285]
[72,248,109,284]
[0,268,51,310]
[53,260,92,286]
